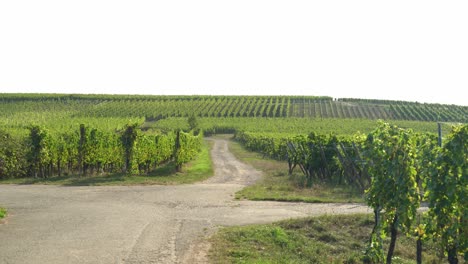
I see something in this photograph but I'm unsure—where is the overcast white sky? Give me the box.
[0,1,467,105]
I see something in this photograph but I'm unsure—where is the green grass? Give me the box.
[209,214,443,264]
[0,207,6,219]
[151,117,456,136]
[226,137,364,203]
[0,140,213,186]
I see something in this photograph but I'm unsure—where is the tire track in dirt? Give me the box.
[202,138,261,185]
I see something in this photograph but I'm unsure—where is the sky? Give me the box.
[0,1,467,106]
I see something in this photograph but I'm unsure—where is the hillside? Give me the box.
[1,94,466,123]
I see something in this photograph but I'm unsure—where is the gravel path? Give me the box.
[0,139,370,264]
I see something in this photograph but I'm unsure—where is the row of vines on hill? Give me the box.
[0,125,202,179]
[235,131,369,190]
[83,96,293,119]
[2,94,465,122]
[0,95,325,120]
[289,100,466,122]
[235,123,467,263]
[154,118,455,138]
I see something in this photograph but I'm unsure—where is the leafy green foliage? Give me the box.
[362,122,420,263]
[233,122,467,262]
[225,136,363,203]
[0,140,213,186]
[1,94,465,122]
[152,117,454,136]
[425,124,467,263]
[121,124,139,175]
[187,115,198,130]
[1,123,202,179]
[0,130,26,179]
[0,207,6,219]
[174,130,202,171]
[27,126,53,178]
[235,131,369,190]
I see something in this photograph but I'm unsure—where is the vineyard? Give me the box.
[0,93,467,262]
[1,94,466,122]
[1,93,465,182]
[149,117,456,136]
[235,123,468,262]
[0,93,465,180]
[0,123,202,179]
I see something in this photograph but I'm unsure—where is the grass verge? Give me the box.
[0,140,213,186]
[0,207,6,220]
[226,137,363,203]
[209,214,442,264]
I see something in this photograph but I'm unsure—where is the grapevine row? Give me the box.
[2,94,464,122]
[0,124,202,179]
[235,123,467,263]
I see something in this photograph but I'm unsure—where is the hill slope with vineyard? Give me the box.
[1,94,466,123]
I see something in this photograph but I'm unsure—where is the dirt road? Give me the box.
[0,139,370,263]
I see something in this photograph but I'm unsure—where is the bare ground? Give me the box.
[0,139,370,264]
